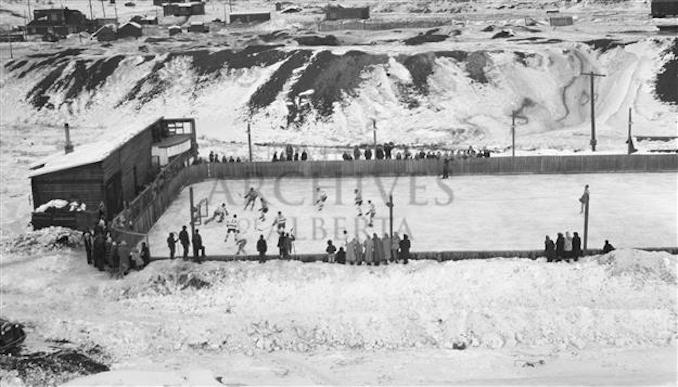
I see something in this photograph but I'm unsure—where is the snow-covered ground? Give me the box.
[147,173,677,256]
[0,245,676,384]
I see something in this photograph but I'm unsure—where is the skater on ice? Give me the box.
[235,232,247,256]
[273,211,286,233]
[205,203,228,224]
[258,196,269,222]
[579,185,590,214]
[366,200,376,227]
[224,214,240,242]
[315,187,328,211]
[354,188,363,216]
[244,187,259,211]
[179,225,190,260]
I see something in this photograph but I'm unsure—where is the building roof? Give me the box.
[29,117,162,178]
[92,24,116,37]
[120,21,142,29]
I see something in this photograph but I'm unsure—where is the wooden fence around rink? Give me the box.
[109,153,677,255]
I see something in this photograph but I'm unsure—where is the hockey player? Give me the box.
[204,203,228,224]
[235,232,247,256]
[315,187,328,211]
[354,188,363,216]
[224,214,240,243]
[366,200,376,227]
[272,211,286,233]
[243,187,258,211]
[258,196,269,222]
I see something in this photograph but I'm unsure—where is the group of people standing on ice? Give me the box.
[324,231,412,265]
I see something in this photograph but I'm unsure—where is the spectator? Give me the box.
[301,150,308,161]
[294,152,299,161]
[222,155,228,163]
[384,142,393,159]
[392,232,401,263]
[272,153,278,162]
[93,232,105,271]
[373,233,384,265]
[236,157,242,163]
[117,241,129,279]
[346,237,357,265]
[399,234,411,264]
[167,232,178,259]
[83,231,93,265]
[284,232,295,259]
[110,241,120,277]
[192,229,205,263]
[280,151,287,161]
[364,148,372,160]
[286,145,294,161]
[555,233,565,260]
[104,233,113,269]
[545,235,556,262]
[395,152,402,160]
[354,236,364,265]
[277,233,287,259]
[564,232,573,259]
[179,225,190,260]
[257,235,267,263]
[336,247,346,264]
[572,232,582,261]
[229,156,235,163]
[376,146,384,160]
[209,151,215,162]
[326,240,337,263]
[442,158,450,179]
[140,241,151,268]
[353,146,361,160]
[382,233,391,263]
[602,240,615,253]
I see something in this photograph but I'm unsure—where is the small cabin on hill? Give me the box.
[27,8,89,35]
[187,22,209,33]
[117,22,142,38]
[29,118,197,230]
[549,16,573,27]
[325,5,370,21]
[651,0,678,17]
[131,15,158,25]
[92,24,117,42]
[228,11,272,24]
[163,1,205,16]
[169,25,182,36]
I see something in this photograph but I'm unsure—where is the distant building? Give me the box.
[153,0,186,5]
[27,8,89,35]
[549,16,573,27]
[163,1,205,17]
[325,5,369,21]
[93,18,118,29]
[187,22,209,33]
[131,15,158,25]
[117,22,142,39]
[92,24,117,42]
[168,25,182,36]
[228,11,271,24]
[651,0,678,17]
[30,118,198,229]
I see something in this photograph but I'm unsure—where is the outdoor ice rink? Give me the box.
[147,172,677,256]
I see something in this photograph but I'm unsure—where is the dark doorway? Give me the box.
[104,172,123,220]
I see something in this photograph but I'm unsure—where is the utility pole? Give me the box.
[189,186,195,257]
[27,0,31,22]
[247,121,253,162]
[583,195,590,253]
[627,107,637,154]
[113,1,118,23]
[100,0,106,18]
[7,31,13,59]
[511,110,517,157]
[88,0,94,21]
[387,194,394,256]
[582,71,606,151]
[229,0,233,12]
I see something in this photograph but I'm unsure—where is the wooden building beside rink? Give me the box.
[29,118,197,229]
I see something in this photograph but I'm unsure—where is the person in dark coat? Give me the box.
[301,150,308,161]
[555,233,565,261]
[294,152,299,161]
[286,145,294,161]
[442,158,450,179]
[353,146,361,160]
[277,233,286,259]
[326,240,337,263]
[104,234,113,269]
[364,148,372,160]
[93,233,106,271]
[399,234,411,264]
[336,247,346,264]
[544,235,556,262]
[376,146,384,160]
[110,242,120,276]
[284,233,294,259]
[83,231,93,265]
[179,226,190,260]
[192,230,204,263]
[257,235,267,263]
[272,153,278,162]
[140,242,151,267]
[571,232,582,262]
[167,232,178,259]
[602,240,615,253]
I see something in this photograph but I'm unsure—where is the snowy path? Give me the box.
[147,172,677,256]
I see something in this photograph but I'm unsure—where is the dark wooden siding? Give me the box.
[31,162,104,209]
[102,127,153,203]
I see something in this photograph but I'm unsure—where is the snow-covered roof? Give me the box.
[92,24,116,36]
[121,21,142,29]
[29,117,162,178]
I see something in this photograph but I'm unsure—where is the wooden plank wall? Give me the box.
[207,154,678,179]
[102,128,153,203]
[30,162,105,209]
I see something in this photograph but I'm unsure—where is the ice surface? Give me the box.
[147,173,677,256]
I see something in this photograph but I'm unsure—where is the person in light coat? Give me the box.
[564,232,573,260]
[364,236,374,265]
[346,237,357,265]
[392,232,401,263]
[354,237,364,265]
[382,233,391,263]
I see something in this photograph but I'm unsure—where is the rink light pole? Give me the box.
[372,119,377,161]
[583,195,590,253]
[189,186,195,257]
[247,121,253,162]
[511,110,517,157]
[582,71,606,152]
[387,194,394,256]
